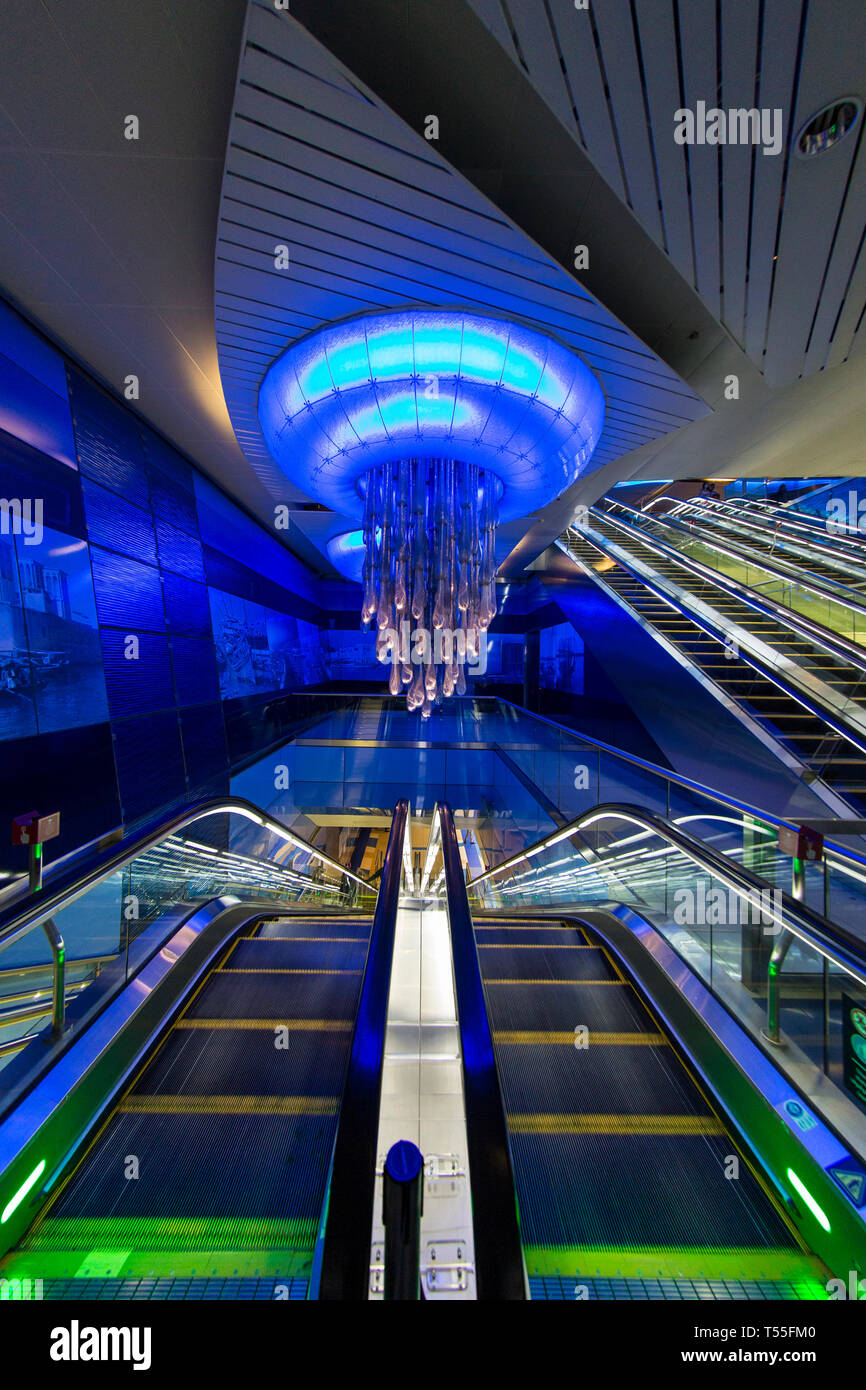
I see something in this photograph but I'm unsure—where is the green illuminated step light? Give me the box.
[787,1168,831,1232]
[1,1161,46,1224]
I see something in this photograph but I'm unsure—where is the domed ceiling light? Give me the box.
[259,309,605,715]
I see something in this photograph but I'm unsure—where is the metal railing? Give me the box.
[0,795,370,1045]
[470,801,866,984]
[470,801,866,1160]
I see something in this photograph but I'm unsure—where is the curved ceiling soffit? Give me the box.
[213,1,709,540]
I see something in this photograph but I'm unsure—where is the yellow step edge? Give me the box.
[216,968,360,976]
[508,1114,724,1136]
[478,943,599,950]
[485,979,628,986]
[493,1030,666,1045]
[118,1095,340,1116]
[523,1244,829,1283]
[174,1018,352,1031]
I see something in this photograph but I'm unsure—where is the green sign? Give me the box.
[842,993,866,1114]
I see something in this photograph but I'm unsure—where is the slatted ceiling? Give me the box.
[806,146,866,375]
[468,0,866,386]
[545,0,626,201]
[763,0,864,384]
[719,0,761,347]
[215,8,706,515]
[219,179,624,326]
[677,3,722,323]
[741,0,802,364]
[634,3,694,285]
[830,261,866,370]
[503,0,578,137]
[592,0,664,247]
[775,0,866,382]
[240,61,449,189]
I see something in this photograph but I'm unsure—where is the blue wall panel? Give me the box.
[147,464,198,536]
[90,548,165,631]
[162,573,211,638]
[112,710,186,822]
[141,426,194,491]
[180,702,228,791]
[82,478,158,566]
[68,371,150,507]
[155,517,205,582]
[0,298,332,860]
[0,299,77,468]
[101,630,175,717]
[170,635,220,707]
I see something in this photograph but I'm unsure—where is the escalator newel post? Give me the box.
[382,1140,424,1300]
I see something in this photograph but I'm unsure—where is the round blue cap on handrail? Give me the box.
[385,1139,424,1184]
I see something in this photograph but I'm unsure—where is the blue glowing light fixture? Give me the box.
[259,310,605,715]
[258,309,605,522]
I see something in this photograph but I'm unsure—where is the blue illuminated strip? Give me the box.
[258,309,605,522]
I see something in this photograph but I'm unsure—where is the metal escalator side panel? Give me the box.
[317,799,409,1301]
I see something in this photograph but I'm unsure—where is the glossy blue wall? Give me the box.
[0,297,332,879]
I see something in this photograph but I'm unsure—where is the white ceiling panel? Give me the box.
[215,0,708,527]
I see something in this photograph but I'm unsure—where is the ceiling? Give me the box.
[213,0,706,538]
[0,1,863,582]
[0,1,267,511]
[465,0,866,388]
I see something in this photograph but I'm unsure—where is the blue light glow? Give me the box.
[258,309,605,522]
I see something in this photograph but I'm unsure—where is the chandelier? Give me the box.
[361,457,499,714]
[258,309,606,713]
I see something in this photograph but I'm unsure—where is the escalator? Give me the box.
[609,498,866,641]
[584,508,866,704]
[657,497,866,595]
[563,525,866,806]
[440,801,866,1302]
[474,913,826,1299]
[1,912,373,1298]
[3,783,864,1302]
[0,797,408,1301]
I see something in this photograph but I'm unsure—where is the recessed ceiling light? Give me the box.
[796,98,861,158]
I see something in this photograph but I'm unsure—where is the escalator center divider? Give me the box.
[437,801,527,1301]
[317,799,409,1301]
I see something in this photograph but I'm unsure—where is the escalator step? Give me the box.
[185,972,361,1020]
[134,1027,354,1098]
[509,1131,798,1250]
[226,939,368,971]
[478,945,614,981]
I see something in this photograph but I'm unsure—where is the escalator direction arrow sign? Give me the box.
[828,1159,866,1209]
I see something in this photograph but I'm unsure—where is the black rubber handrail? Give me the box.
[0,794,370,951]
[437,800,526,1300]
[318,798,409,1300]
[471,801,866,988]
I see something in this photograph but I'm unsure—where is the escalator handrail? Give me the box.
[436,800,526,1300]
[492,696,866,874]
[561,528,866,767]
[469,800,866,989]
[318,798,409,1300]
[0,794,372,951]
[665,493,866,561]
[612,498,866,615]
[590,504,866,671]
